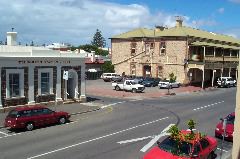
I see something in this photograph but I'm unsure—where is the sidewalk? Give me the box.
[0,102,100,129]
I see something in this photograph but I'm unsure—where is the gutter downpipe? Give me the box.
[201,46,205,89]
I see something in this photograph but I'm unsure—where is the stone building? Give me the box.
[111,17,240,87]
[0,31,86,108]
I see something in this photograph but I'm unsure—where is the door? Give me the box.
[67,78,75,99]
[41,108,57,125]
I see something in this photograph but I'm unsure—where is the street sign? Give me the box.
[63,71,68,80]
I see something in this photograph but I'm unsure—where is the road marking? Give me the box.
[0,132,22,139]
[118,136,153,144]
[217,147,228,153]
[0,131,9,136]
[27,117,169,159]
[193,101,224,111]
[140,124,174,152]
[101,101,126,109]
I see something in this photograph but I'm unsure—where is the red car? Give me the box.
[143,130,217,159]
[4,105,70,131]
[215,112,235,141]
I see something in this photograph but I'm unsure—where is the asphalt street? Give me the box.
[0,87,235,159]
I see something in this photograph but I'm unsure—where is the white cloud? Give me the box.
[217,8,225,14]
[229,0,240,3]
[0,0,237,46]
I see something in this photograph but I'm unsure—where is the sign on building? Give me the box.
[63,71,69,80]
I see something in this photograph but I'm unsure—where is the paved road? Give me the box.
[0,86,235,159]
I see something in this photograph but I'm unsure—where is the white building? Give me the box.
[0,32,86,108]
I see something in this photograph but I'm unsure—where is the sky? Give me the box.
[0,0,240,47]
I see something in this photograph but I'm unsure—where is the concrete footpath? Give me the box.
[0,102,100,129]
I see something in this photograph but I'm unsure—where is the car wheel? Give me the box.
[59,117,66,124]
[26,122,34,131]
[115,86,120,91]
[207,152,215,159]
[132,88,137,93]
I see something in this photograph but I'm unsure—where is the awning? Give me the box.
[191,41,240,50]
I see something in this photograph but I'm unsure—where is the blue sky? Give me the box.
[0,0,239,47]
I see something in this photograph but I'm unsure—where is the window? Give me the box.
[6,69,24,98]
[145,43,150,55]
[159,41,166,55]
[42,108,53,114]
[130,42,137,56]
[41,72,50,94]
[9,73,20,97]
[130,63,136,76]
[38,68,53,95]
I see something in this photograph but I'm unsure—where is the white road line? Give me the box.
[101,101,126,109]
[0,132,22,139]
[27,117,169,159]
[217,147,228,153]
[0,131,9,136]
[193,101,225,111]
[117,136,153,144]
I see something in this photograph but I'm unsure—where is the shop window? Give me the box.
[159,42,166,56]
[38,68,53,95]
[41,72,50,94]
[9,73,20,97]
[6,69,24,98]
[130,42,137,56]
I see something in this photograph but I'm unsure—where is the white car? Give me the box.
[112,80,145,93]
[217,77,236,88]
[158,80,180,89]
[101,73,119,82]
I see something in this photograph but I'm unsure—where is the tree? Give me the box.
[102,61,114,73]
[91,29,106,48]
[77,44,109,56]
[169,72,177,83]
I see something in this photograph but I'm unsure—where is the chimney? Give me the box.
[175,16,183,27]
[7,28,17,46]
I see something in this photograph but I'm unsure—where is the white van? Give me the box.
[101,73,119,82]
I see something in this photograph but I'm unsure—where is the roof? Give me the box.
[111,28,154,39]
[111,26,240,45]
[191,41,240,50]
[14,105,46,111]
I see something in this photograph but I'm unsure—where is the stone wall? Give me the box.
[111,38,187,83]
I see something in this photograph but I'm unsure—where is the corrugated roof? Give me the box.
[191,41,240,50]
[112,26,240,45]
[111,28,154,38]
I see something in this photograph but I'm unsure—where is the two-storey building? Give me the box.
[111,17,240,87]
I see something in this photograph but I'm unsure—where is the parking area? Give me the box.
[86,79,205,99]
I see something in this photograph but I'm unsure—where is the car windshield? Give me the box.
[7,110,20,118]
[158,137,192,157]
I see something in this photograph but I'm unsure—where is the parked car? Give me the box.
[158,80,180,89]
[143,130,217,159]
[217,77,236,88]
[142,78,156,87]
[133,76,144,84]
[111,74,123,82]
[215,112,235,141]
[112,79,145,93]
[4,105,70,131]
[101,73,119,82]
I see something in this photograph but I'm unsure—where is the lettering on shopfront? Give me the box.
[18,60,71,64]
